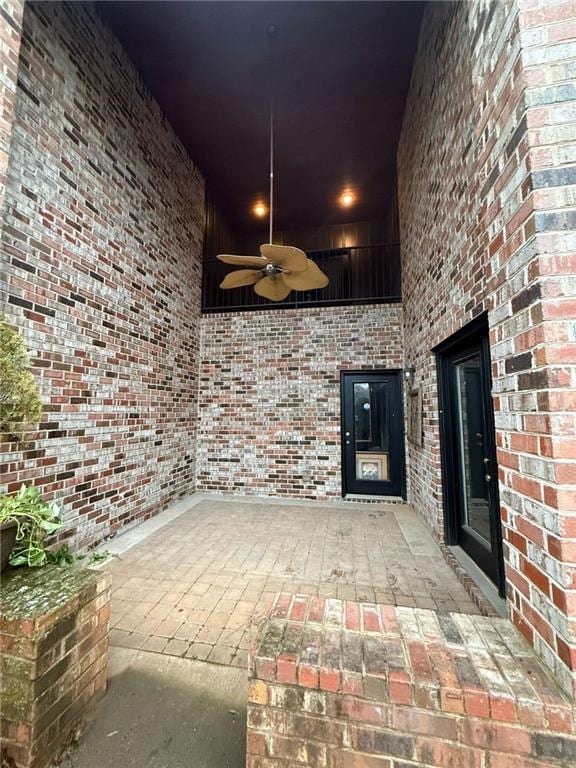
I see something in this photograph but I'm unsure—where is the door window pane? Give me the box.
[455,355,492,545]
[353,381,390,481]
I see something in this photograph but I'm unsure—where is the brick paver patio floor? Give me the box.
[106,497,479,667]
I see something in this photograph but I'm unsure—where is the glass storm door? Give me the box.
[436,317,504,593]
[341,371,405,497]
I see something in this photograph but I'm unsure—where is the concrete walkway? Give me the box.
[61,647,246,768]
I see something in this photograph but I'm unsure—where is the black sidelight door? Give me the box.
[436,315,505,593]
[341,370,405,497]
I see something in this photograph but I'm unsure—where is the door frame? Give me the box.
[435,313,506,596]
[340,368,406,499]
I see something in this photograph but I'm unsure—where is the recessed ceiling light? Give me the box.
[253,202,267,218]
[340,191,355,207]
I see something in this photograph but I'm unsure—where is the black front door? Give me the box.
[341,370,405,497]
[436,315,504,593]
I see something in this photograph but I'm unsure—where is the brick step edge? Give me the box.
[249,594,574,729]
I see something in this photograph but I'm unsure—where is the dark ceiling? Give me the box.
[98,1,424,232]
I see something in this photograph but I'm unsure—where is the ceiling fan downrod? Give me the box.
[214,24,329,302]
[267,24,277,246]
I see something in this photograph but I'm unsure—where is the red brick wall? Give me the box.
[398,0,576,695]
[197,305,404,499]
[1,2,204,548]
[517,0,576,689]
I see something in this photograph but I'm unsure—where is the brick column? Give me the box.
[0,0,24,223]
[0,566,110,767]
[508,0,576,687]
[497,0,576,697]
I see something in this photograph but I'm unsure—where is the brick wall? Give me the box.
[197,305,404,499]
[398,0,527,541]
[0,1,204,548]
[248,593,576,768]
[398,0,576,695]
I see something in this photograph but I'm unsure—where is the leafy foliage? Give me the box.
[83,550,116,565]
[0,315,43,438]
[46,543,75,566]
[0,485,63,567]
[47,543,117,567]
[0,486,118,568]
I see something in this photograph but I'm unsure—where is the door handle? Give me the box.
[345,440,351,445]
[485,474,492,482]
[345,432,351,437]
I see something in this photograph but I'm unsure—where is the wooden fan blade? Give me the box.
[253,275,292,302]
[282,259,329,291]
[219,269,262,289]
[260,244,308,272]
[217,254,268,267]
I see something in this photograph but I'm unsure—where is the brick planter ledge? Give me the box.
[0,566,111,768]
[247,593,576,767]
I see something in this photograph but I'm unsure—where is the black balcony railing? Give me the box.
[201,243,401,313]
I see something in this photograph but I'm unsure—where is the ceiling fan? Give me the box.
[217,26,329,303]
[218,246,329,302]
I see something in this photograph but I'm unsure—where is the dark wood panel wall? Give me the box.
[239,217,393,255]
[204,183,399,260]
[204,191,238,260]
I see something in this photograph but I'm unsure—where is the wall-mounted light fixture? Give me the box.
[403,367,415,387]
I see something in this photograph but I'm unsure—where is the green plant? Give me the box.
[0,485,63,567]
[0,314,43,438]
[83,550,117,565]
[46,543,75,566]
[47,543,117,567]
[1,485,118,569]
